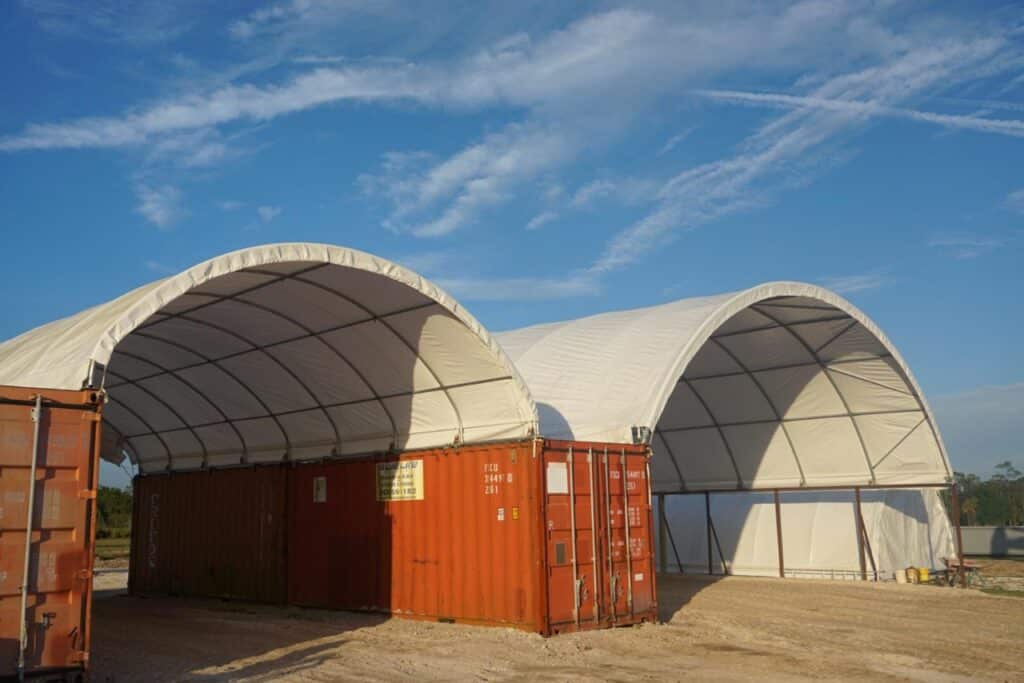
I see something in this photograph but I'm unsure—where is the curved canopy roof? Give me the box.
[497,282,951,492]
[0,243,537,473]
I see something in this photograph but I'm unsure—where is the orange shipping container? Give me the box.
[130,439,657,635]
[0,386,102,680]
[288,439,657,634]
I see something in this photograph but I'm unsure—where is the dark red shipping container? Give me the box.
[0,386,103,680]
[129,466,288,603]
[130,439,657,635]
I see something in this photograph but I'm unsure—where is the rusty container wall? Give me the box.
[129,466,288,603]
[288,441,548,631]
[0,386,102,679]
[541,440,657,634]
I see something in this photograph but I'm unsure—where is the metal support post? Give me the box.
[774,489,785,579]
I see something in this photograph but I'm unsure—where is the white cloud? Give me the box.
[393,250,456,275]
[257,205,283,223]
[542,182,564,202]
[361,123,577,237]
[0,5,915,154]
[569,177,659,209]
[818,273,887,294]
[219,200,245,211]
[4,4,1023,302]
[525,211,557,231]
[657,127,695,156]
[145,260,177,275]
[228,0,385,42]
[1006,188,1024,214]
[694,88,1024,138]
[21,0,194,45]
[436,273,598,301]
[588,37,1011,275]
[931,382,1024,475]
[135,184,185,229]
[570,180,616,208]
[929,235,1002,260]
[147,128,231,168]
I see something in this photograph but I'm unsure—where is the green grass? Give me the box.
[980,587,1024,599]
[95,536,130,560]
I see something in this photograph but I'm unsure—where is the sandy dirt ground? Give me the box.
[89,571,1024,682]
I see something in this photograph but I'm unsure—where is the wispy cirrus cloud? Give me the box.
[585,37,1014,278]
[525,211,557,231]
[228,0,387,42]
[135,184,186,229]
[1006,188,1024,214]
[657,127,695,156]
[693,89,1024,138]
[20,0,196,45]
[569,177,659,210]
[436,273,599,301]
[257,205,283,223]
[145,260,178,275]
[5,4,1024,302]
[929,235,1003,259]
[360,123,578,237]
[819,273,888,294]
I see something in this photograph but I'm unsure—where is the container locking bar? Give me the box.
[17,395,43,682]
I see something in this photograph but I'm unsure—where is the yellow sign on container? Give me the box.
[376,459,424,501]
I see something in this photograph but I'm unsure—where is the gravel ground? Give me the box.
[88,570,1024,682]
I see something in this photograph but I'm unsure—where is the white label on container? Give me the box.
[376,459,424,501]
[497,507,505,521]
[546,462,569,494]
[634,572,644,582]
[313,476,327,503]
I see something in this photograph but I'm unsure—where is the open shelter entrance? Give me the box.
[0,243,538,473]
[497,282,958,582]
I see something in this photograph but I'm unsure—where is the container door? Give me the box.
[542,447,601,632]
[599,448,656,622]
[0,389,101,678]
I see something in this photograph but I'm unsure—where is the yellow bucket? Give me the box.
[917,567,930,583]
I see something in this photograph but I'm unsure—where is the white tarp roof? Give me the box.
[497,282,952,492]
[0,243,538,473]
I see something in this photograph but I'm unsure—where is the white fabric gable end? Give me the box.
[496,282,952,492]
[0,243,538,473]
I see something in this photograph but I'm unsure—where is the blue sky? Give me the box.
[0,1,1021,487]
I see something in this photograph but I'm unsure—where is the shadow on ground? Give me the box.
[90,592,388,682]
[655,573,722,622]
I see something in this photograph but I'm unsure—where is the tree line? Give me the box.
[946,461,1024,527]
[96,485,132,538]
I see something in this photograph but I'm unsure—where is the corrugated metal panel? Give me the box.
[288,442,547,630]
[0,385,102,678]
[126,438,657,635]
[130,466,287,603]
[541,440,657,633]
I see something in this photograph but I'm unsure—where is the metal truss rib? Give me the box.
[110,347,251,461]
[750,305,877,481]
[680,377,744,488]
[274,270,468,444]
[106,369,209,468]
[710,338,806,486]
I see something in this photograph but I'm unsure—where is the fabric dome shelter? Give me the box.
[0,243,538,474]
[497,282,956,578]
[497,282,952,493]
